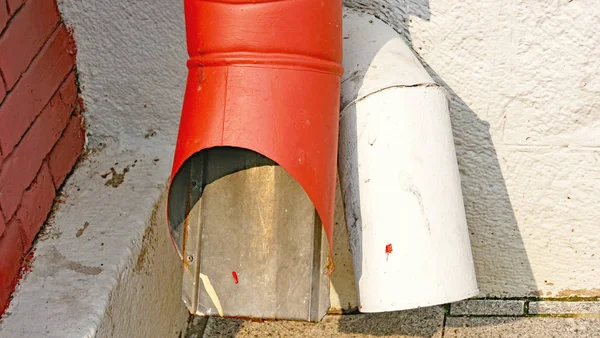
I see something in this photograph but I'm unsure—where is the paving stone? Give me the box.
[203,306,444,337]
[445,317,600,338]
[186,316,209,338]
[450,300,525,316]
[529,301,600,315]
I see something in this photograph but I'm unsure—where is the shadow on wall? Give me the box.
[335,0,538,335]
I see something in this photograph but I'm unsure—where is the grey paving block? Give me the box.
[203,306,444,337]
[445,317,600,338]
[186,316,209,338]
[450,300,525,316]
[529,301,600,315]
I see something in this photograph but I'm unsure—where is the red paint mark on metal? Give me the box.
[232,271,239,284]
[385,243,393,261]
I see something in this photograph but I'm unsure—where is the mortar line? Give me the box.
[441,312,447,338]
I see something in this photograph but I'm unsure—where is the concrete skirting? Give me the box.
[0,146,188,337]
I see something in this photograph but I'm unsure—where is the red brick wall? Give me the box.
[0,0,84,312]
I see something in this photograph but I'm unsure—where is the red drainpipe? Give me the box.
[169,0,343,263]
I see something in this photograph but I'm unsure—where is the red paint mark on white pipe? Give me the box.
[385,243,393,261]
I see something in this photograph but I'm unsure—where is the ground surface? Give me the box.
[188,299,600,338]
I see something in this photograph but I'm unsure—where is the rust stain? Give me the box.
[556,288,600,298]
[325,251,335,275]
[103,167,130,188]
[135,206,158,275]
[75,222,89,238]
[182,175,193,269]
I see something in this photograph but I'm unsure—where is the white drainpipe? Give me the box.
[339,8,479,312]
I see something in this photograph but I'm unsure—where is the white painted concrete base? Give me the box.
[0,144,189,338]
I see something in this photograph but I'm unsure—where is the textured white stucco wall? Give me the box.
[344,0,600,298]
[57,0,187,151]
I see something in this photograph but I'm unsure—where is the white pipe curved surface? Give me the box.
[339,8,479,312]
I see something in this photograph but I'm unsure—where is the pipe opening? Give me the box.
[168,146,276,254]
[167,146,330,320]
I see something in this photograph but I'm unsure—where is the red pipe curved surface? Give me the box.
[170,0,343,260]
